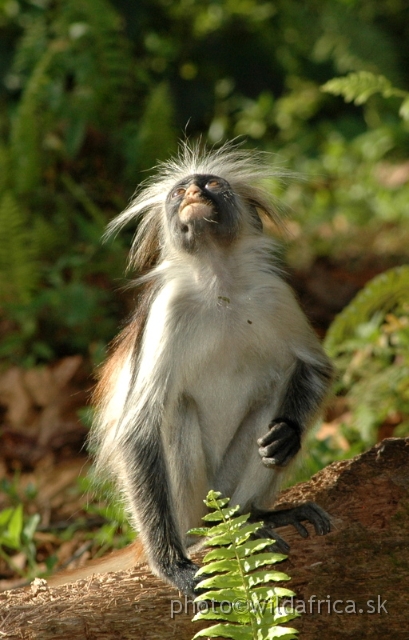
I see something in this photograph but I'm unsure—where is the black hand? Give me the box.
[257,418,301,468]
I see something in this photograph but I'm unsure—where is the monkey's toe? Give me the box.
[261,502,331,537]
[253,525,290,554]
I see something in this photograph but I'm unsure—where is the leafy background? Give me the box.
[0,0,408,589]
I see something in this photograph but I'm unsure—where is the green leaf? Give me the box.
[242,552,288,572]
[196,558,240,576]
[197,573,244,589]
[203,546,237,562]
[246,570,291,588]
[193,622,253,639]
[202,505,241,522]
[22,513,41,544]
[250,585,295,601]
[399,96,409,121]
[0,508,14,528]
[191,491,298,639]
[203,539,274,563]
[321,71,406,105]
[189,527,209,536]
[195,588,246,603]
[0,505,23,549]
[325,266,409,355]
[262,625,298,639]
[193,607,251,624]
[205,514,251,536]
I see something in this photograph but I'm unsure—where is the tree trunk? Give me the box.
[1,437,408,640]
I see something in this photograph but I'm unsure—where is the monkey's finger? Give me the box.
[259,438,297,460]
[256,424,281,447]
[289,503,331,536]
[259,439,299,467]
[258,437,286,459]
[307,504,332,535]
[257,421,299,448]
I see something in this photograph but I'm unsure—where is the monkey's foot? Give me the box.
[251,502,331,550]
[251,525,290,554]
[257,418,301,468]
[163,558,201,597]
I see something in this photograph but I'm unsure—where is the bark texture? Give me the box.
[1,437,408,640]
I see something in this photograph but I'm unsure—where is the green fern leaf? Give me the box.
[0,144,10,195]
[321,71,407,105]
[190,491,298,640]
[0,191,39,304]
[10,48,54,195]
[324,265,409,356]
[193,623,254,639]
[399,96,409,121]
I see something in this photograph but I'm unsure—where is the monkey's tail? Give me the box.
[46,539,145,587]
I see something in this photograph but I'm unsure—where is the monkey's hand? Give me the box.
[257,418,301,468]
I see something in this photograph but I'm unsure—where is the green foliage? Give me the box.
[322,71,409,120]
[0,504,41,577]
[0,0,134,366]
[0,190,39,304]
[78,474,135,553]
[0,0,408,368]
[123,83,178,178]
[190,491,298,640]
[325,266,409,444]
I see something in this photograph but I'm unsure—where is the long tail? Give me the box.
[47,539,145,587]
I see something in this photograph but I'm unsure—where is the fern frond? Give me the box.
[321,71,407,105]
[12,15,49,79]
[56,0,132,137]
[10,48,55,195]
[0,191,39,304]
[324,266,409,356]
[190,491,298,640]
[133,83,178,170]
[0,144,10,195]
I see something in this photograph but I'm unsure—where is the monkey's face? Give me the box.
[165,174,242,253]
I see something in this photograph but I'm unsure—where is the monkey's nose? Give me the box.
[184,184,201,201]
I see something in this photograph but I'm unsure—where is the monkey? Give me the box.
[49,141,334,595]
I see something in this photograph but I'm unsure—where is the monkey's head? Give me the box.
[106,141,286,270]
[165,173,263,253]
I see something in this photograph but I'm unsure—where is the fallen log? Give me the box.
[1,437,408,639]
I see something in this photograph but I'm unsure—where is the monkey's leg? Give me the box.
[121,420,200,596]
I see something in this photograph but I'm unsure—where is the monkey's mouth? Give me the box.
[179,201,215,224]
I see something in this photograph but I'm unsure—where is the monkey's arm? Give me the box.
[254,356,333,541]
[258,358,333,468]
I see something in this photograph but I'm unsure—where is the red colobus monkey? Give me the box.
[53,142,333,594]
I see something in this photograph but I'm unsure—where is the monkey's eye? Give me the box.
[206,179,222,190]
[171,187,186,199]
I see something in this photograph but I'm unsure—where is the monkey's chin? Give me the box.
[179,202,214,223]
